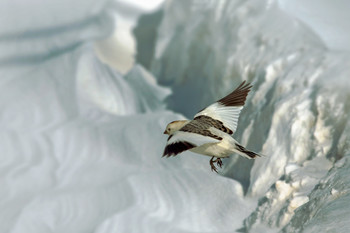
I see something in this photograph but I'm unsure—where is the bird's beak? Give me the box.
[163,130,167,134]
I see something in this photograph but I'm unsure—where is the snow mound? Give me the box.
[2,0,350,232]
[142,0,350,231]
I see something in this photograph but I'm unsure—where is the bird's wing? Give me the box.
[194,81,252,135]
[162,125,221,157]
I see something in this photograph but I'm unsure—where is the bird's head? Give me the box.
[163,120,189,135]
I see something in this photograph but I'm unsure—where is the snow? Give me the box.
[149,0,350,231]
[278,0,350,51]
[283,157,350,232]
[1,0,350,232]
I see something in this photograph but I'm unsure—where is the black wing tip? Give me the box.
[235,143,260,159]
[218,80,253,107]
[234,80,253,93]
[238,80,253,88]
[162,141,196,158]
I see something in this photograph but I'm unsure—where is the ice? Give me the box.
[147,0,350,231]
[76,52,170,116]
[1,0,350,232]
[0,0,254,232]
[278,0,350,51]
[282,156,350,233]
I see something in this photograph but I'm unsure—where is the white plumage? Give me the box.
[194,103,243,134]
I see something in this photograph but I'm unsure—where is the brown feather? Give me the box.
[193,115,233,134]
[180,119,223,140]
[218,81,252,107]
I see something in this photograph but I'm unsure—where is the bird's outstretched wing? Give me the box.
[162,126,221,157]
[194,81,252,135]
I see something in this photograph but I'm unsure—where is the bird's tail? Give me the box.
[234,143,261,159]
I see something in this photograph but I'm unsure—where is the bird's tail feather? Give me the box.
[234,143,261,159]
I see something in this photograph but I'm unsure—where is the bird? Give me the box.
[162,81,260,172]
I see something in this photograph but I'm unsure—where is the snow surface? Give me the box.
[149,0,350,232]
[1,0,350,232]
[278,0,350,52]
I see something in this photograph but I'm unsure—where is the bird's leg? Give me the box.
[209,157,218,173]
[209,157,223,172]
[216,158,223,168]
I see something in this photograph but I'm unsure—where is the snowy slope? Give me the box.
[148,0,350,231]
[1,0,350,232]
[0,1,254,232]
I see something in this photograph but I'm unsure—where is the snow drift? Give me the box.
[147,0,350,231]
[1,0,350,232]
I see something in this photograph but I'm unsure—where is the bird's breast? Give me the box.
[190,139,233,158]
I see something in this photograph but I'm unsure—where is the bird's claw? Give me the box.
[209,157,218,173]
[211,164,218,173]
[217,158,223,168]
[210,157,221,173]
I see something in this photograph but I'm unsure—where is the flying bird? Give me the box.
[162,81,260,172]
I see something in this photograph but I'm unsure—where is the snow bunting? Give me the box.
[162,81,260,172]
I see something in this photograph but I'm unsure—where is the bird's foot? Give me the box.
[209,157,224,172]
[216,158,223,168]
[210,157,218,173]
